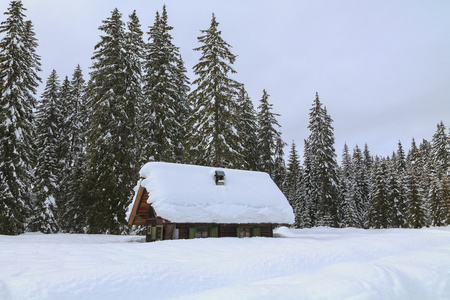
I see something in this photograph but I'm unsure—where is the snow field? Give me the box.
[1,227,450,300]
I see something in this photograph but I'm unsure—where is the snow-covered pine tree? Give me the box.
[256,90,283,177]
[431,122,449,179]
[351,145,369,228]
[304,93,340,227]
[58,66,88,233]
[273,137,287,189]
[366,158,390,228]
[125,10,144,165]
[285,142,301,207]
[340,143,357,227]
[63,153,87,233]
[186,14,242,168]
[285,142,306,228]
[140,6,189,165]
[363,144,374,174]
[83,8,138,234]
[236,86,259,170]
[0,1,41,234]
[428,172,444,226]
[299,140,314,227]
[390,141,407,227]
[29,70,61,233]
[387,158,402,228]
[405,139,427,228]
[440,173,450,225]
[53,76,72,225]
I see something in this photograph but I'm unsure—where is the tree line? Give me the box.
[285,94,450,229]
[0,2,284,234]
[1,1,449,235]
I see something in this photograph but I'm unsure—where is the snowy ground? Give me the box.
[1,227,450,300]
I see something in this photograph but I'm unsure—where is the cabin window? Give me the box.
[196,227,209,238]
[189,226,219,239]
[147,225,164,241]
[214,171,225,185]
[239,227,252,238]
[237,226,261,238]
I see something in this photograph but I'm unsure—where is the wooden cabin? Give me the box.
[127,162,294,242]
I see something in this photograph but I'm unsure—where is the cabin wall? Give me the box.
[145,223,275,242]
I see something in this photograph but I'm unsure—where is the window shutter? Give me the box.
[252,227,261,237]
[156,225,164,240]
[189,227,196,239]
[151,226,156,240]
[210,227,218,237]
[236,227,241,238]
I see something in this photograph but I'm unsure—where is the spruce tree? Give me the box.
[273,137,287,188]
[236,86,259,170]
[428,173,444,226]
[340,143,357,227]
[141,6,189,165]
[59,66,87,232]
[406,139,427,228]
[431,122,449,179]
[83,8,138,234]
[304,93,340,227]
[440,174,450,225]
[299,140,314,227]
[0,1,41,234]
[256,90,283,176]
[352,145,369,228]
[29,70,61,233]
[285,142,301,207]
[390,141,407,227]
[186,14,242,168]
[366,158,390,228]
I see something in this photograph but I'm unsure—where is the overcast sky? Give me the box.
[2,0,449,161]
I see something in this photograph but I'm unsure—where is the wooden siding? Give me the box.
[145,223,275,242]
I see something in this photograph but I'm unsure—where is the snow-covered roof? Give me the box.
[129,162,294,224]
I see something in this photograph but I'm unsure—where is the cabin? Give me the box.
[127,162,294,242]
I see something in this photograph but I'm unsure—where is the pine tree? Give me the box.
[0,1,41,234]
[285,142,301,207]
[140,6,189,165]
[186,14,242,168]
[59,66,87,232]
[125,10,144,167]
[351,145,369,228]
[62,153,87,233]
[83,8,138,234]
[366,158,390,228]
[272,136,287,189]
[29,70,61,233]
[256,90,283,176]
[304,93,340,227]
[428,173,444,226]
[236,86,259,170]
[440,174,450,225]
[390,141,407,227]
[431,122,449,179]
[340,143,357,227]
[406,139,427,228]
[406,169,427,228]
[299,140,314,227]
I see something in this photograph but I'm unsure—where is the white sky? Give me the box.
[2,0,449,161]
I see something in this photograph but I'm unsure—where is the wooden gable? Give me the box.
[128,186,152,226]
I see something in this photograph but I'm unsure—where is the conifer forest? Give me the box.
[1,1,449,235]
